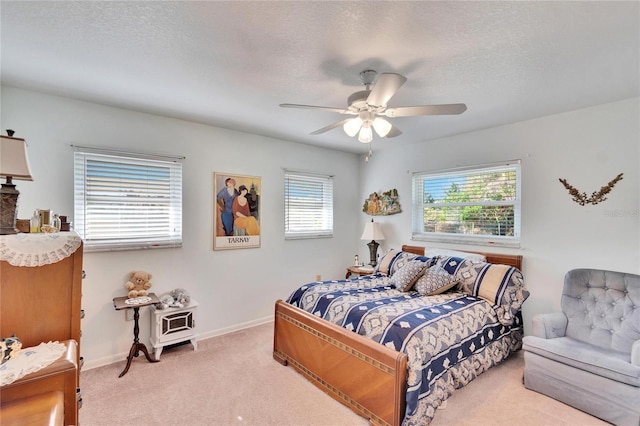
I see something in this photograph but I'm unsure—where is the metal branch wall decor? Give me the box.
[558,173,623,206]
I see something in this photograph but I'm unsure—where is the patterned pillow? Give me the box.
[375,249,402,275]
[472,264,529,326]
[448,262,529,325]
[436,256,529,325]
[390,259,429,291]
[388,251,420,276]
[436,256,483,292]
[414,265,459,296]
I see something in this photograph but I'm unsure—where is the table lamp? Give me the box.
[361,219,385,267]
[0,131,33,235]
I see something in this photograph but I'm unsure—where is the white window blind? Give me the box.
[74,146,183,252]
[284,170,333,239]
[412,160,521,247]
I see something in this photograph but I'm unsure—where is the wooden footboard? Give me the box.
[273,300,407,426]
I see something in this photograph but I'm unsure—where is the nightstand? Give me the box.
[346,265,375,279]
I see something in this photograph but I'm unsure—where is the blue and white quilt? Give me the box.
[287,273,523,425]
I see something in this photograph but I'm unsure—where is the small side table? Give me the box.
[346,265,375,279]
[113,293,160,378]
[150,300,198,360]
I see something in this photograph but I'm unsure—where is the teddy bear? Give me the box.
[155,288,191,309]
[169,288,190,308]
[125,271,152,299]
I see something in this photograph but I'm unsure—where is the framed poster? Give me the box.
[213,172,261,250]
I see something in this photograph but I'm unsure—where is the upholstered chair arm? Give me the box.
[632,340,640,366]
[531,313,568,339]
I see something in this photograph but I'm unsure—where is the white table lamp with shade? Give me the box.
[361,219,385,267]
[0,130,33,235]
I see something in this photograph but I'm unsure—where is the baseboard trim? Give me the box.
[83,314,274,371]
[197,315,273,342]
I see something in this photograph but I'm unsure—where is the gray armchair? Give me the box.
[523,268,640,425]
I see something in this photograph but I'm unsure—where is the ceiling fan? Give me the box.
[280,70,467,144]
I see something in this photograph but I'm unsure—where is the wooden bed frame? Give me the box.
[273,245,522,426]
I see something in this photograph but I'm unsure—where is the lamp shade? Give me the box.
[358,125,373,143]
[360,220,385,241]
[0,136,33,181]
[372,117,392,137]
[343,117,362,137]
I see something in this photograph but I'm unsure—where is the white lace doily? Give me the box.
[0,231,82,267]
[0,341,67,386]
[125,296,152,305]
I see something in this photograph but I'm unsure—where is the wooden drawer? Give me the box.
[0,391,64,426]
[1,340,78,426]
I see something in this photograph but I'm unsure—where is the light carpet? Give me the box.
[80,322,606,426]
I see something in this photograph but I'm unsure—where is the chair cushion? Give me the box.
[523,335,640,387]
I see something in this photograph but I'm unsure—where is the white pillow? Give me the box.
[423,248,486,263]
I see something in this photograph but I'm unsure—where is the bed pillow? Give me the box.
[375,249,421,276]
[473,263,529,326]
[390,259,429,291]
[423,248,486,263]
[436,256,484,291]
[414,264,459,296]
[445,259,529,326]
[375,249,401,275]
[388,252,421,276]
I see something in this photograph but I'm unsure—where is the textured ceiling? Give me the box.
[1,1,638,153]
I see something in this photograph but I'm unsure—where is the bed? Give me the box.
[273,245,527,426]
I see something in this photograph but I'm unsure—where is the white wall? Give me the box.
[1,86,362,368]
[358,97,640,332]
[3,86,638,367]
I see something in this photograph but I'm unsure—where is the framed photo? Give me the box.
[213,172,261,250]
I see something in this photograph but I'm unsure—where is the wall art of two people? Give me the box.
[215,174,261,238]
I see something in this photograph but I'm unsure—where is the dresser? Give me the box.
[0,232,84,425]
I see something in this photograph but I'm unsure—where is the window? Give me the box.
[284,170,333,239]
[74,146,183,252]
[412,160,521,247]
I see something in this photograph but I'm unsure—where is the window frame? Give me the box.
[73,146,183,252]
[284,169,334,240]
[411,160,521,248]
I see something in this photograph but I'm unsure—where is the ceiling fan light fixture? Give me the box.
[372,117,392,137]
[280,70,466,145]
[343,117,362,137]
[358,125,373,143]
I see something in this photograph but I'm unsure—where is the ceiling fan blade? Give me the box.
[385,103,467,117]
[385,125,402,138]
[366,73,407,107]
[310,119,351,135]
[279,103,350,114]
